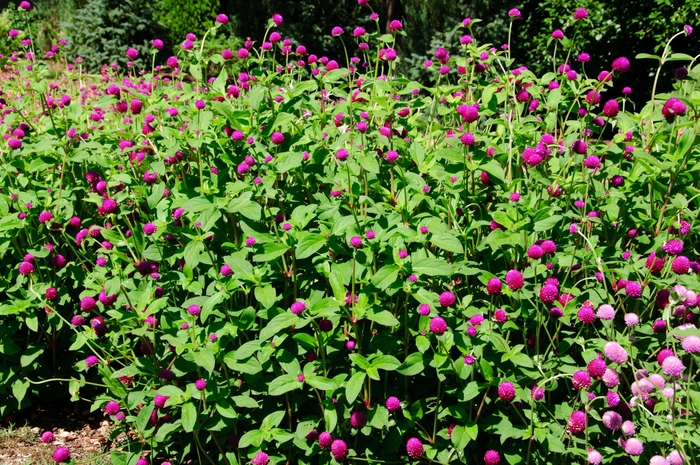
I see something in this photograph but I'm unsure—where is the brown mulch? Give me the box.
[0,402,120,464]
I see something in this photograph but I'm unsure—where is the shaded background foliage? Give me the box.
[0,0,698,104]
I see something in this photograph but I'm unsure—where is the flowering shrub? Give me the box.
[1,2,699,465]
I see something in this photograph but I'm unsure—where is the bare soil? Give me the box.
[0,402,117,465]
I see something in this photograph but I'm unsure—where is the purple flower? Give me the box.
[319,319,333,332]
[597,304,615,320]
[498,381,516,402]
[603,99,620,117]
[389,20,403,31]
[625,281,642,297]
[104,401,120,415]
[53,447,71,463]
[530,386,544,401]
[41,431,55,443]
[662,355,684,377]
[567,411,586,434]
[604,341,628,364]
[429,316,447,335]
[350,411,366,428]
[318,432,333,450]
[572,370,591,389]
[478,451,500,465]
[331,440,348,460]
[143,222,157,235]
[574,8,589,19]
[612,57,630,73]
[187,304,201,317]
[252,452,269,465]
[625,438,644,456]
[215,14,229,24]
[331,26,344,36]
[290,301,306,314]
[439,291,455,307]
[682,335,700,353]
[154,394,169,408]
[551,29,564,39]
[505,270,524,290]
[271,132,285,145]
[539,284,559,303]
[349,236,363,248]
[195,379,207,391]
[125,48,138,60]
[662,98,687,120]
[508,8,521,19]
[486,278,502,295]
[385,396,401,412]
[406,437,423,459]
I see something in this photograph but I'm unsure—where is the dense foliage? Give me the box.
[1,2,700,465]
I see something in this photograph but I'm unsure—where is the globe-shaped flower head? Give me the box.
[505,270,524,290]
[497,381,516,402]
[484,450,501,465]
[439,291,455,307]
[567,411,587,434]
[331,439,348,460]
[612,57,630,73]
[406,437,423,459]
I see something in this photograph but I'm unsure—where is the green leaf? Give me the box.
[306,375,337,391]
[20,345,44,367]
[366,310,400,327]
[461,382,481,401]
[249,86,266,111]
[479,358,494,381]
[181,402,197,433]
[534,215,562,232]
[329,265,346,302]
[275,151,305,173]
[371,265,399,290]
[431,233,464,254]
[212,67,228,95]
[12,378,29,403]
[182,196,214,213]
[480,160,505,183]
[636,53,661,61]
[412,258,454,277]
[269,374,302,396]
[189,64,202,82]
[239,430,265,448]
[136,405,154,433]
[254,285,277,309]
[147,183,166,210]
[260,312,299,341]
[253,243,289,262]
[451,425,471,450]
[510,353,534,368]
[349,354,372,370]
[232,396,260,409]
[193,349,216,373]
[295,234,327,259]
[345,372,366,404]
[261,410,286,430]
[371,355,401,371]
[397,352,428,376]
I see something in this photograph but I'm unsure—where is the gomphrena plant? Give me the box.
[0,1,699,465]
